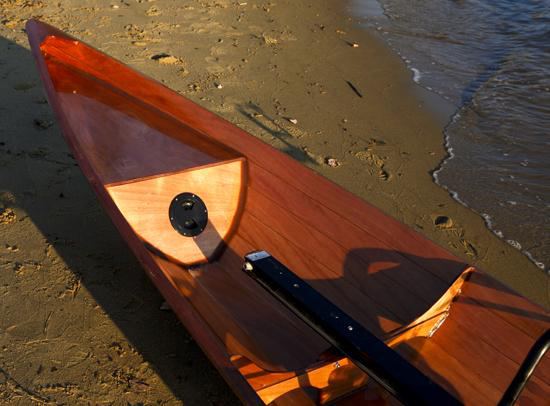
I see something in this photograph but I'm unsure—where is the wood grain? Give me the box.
[256,358,368,405]
[152,245,331,372]
[386,267,474,346]
[106,159,246,264]
[47,59,240,185]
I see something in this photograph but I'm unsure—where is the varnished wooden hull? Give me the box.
[27,20,549,405]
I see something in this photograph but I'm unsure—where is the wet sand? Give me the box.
[0,0,547,403]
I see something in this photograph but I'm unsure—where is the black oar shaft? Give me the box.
[243,251,461,406]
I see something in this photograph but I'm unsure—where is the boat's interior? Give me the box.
[28,20,550,405]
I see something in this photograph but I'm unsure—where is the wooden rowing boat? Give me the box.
[26,19,549,405]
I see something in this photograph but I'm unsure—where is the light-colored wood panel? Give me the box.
[107,159,245,265]
[257,358,368,405]
[386,267,474,346]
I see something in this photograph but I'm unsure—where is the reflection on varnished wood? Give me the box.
[27,19,550,405]
[46,60,240,184]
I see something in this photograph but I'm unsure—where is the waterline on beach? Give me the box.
[351,0,549,272]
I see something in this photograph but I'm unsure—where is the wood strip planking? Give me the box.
[154,253,330,372]
[248,163,465,286]
[45,58,239,184]
[176,241,338,368]
[241,202,419,325]
[244,181,458,317]
[423,312,549,404]
[236,213,402,334]
[462,272,550,339]
[443,291,550,383]
[144,258,264,405]
[435,325,550,402]
[401,338,499,406]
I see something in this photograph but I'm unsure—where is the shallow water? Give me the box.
[352,0,550,271]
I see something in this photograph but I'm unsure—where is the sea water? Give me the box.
[351,0,550,272]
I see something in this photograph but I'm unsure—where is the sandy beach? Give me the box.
[0,0,547,403]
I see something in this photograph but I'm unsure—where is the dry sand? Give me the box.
[0,0,547,404]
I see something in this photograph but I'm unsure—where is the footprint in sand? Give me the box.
[13,82,36,91]
[355,139,392,181]
[433,215,453,229]
[145,6,161,16]
[205,55,226,74]
[432,215,478,258]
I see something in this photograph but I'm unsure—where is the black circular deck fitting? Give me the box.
[169,193,208,237]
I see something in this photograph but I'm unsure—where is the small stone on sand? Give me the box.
[146,6,161,16]
[0,208,16,225]
[262,35,278,45]
[325,157,340,167]
[151,54,180,65]
[3,19,21,29]
[33,119,53,129]
[158,56,179,65]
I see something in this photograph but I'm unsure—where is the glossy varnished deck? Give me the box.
[27,19,549,405]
